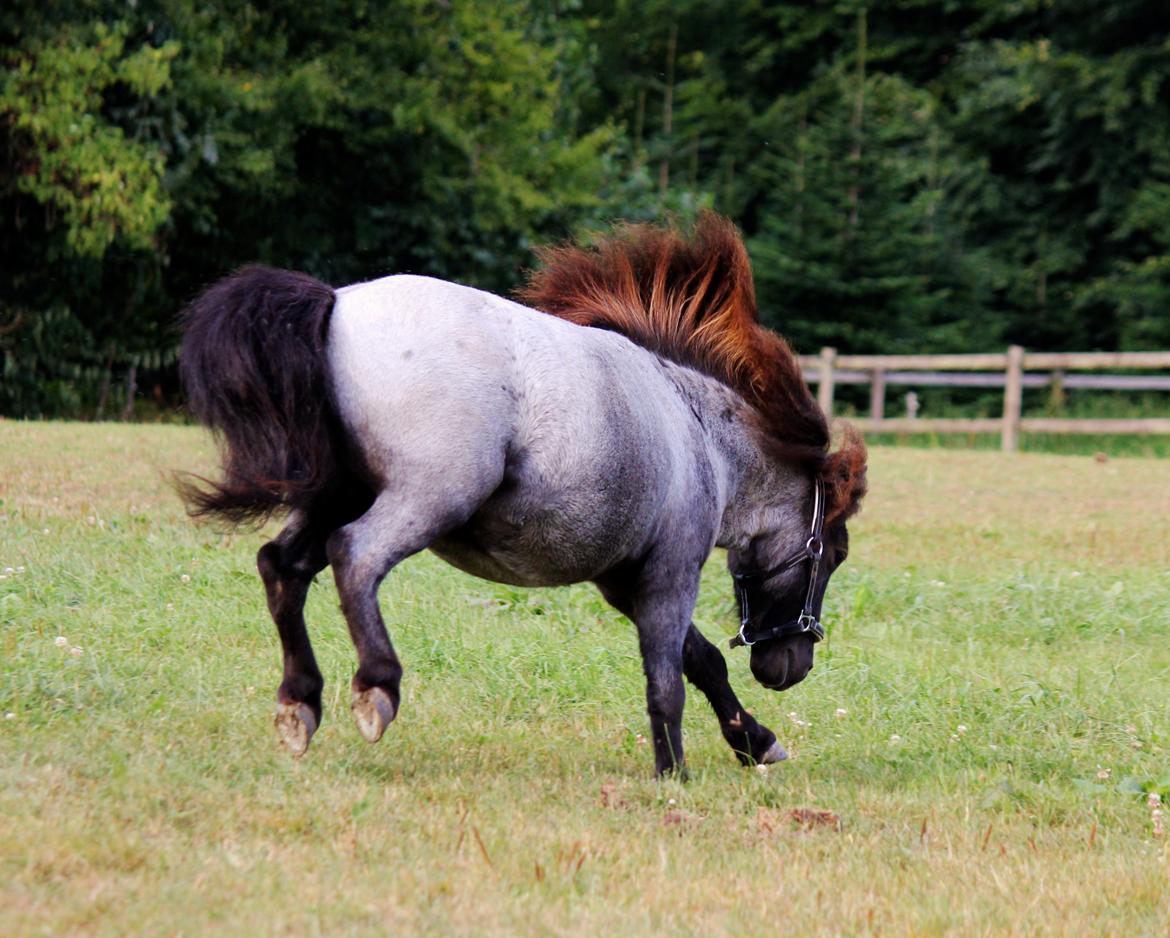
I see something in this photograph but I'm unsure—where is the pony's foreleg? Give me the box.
[257,512,329,756]
[597,576,693,776]
[639,633,687,778]
[632,584,701,778]
[682,625,787,765]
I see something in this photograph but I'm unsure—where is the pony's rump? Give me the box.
[177,265,337,527]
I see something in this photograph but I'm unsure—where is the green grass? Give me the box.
[2,421,1168,935]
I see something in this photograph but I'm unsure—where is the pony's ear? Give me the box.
[822,423,868,523]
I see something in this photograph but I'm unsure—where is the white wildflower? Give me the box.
[54,636,68,647]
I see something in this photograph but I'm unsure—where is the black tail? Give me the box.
[176,265,338,527]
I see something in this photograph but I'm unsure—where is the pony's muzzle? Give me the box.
[749,635,815,690]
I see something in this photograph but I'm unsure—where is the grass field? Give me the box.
[1,421,1168,935]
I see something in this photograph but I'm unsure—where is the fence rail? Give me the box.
[800,346,1170,451]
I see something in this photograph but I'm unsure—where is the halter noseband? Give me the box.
[729,476,827,649]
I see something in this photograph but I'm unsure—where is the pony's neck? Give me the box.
[669,367,811,551]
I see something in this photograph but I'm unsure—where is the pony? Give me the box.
[177,213,867,776]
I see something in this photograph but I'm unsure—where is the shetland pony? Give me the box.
[178,213,866,775]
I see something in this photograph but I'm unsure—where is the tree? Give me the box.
[940,0,1170,350]
[1,0,624,416]
[0,21,177,415]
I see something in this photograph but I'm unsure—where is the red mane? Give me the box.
[518,212,866,522]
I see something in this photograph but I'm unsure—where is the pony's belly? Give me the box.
[428,544,548,587]
[429,527,613,588]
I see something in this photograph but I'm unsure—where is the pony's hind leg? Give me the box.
[257,511,329,756]
[326,482,495,745]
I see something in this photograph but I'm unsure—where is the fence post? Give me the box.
[1002,344,1025,452]
[818,347,837,420]
[869,369,885,421]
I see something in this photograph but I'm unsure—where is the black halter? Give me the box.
[729,477,827,649]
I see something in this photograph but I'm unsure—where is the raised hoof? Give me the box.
[274,702,317,757]
[351,687,396,743]
[760,740,788,764]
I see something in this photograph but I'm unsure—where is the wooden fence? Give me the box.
[800,346,1170,451]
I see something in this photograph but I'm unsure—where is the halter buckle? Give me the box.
[796,612,819,633]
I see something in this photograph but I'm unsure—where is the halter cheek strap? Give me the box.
[729,477,827,649]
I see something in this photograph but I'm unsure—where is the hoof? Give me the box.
[760,740,788,764]
[351,686,396,743]
[275,702,317,757]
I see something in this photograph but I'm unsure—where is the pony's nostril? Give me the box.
[791,647,813,683]
[781,648,797,687]
[771,652,791,689]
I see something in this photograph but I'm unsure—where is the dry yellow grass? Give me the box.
[1,421,1168,935]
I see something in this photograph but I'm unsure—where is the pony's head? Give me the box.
[728,517,847,690]
[728,429,867,691]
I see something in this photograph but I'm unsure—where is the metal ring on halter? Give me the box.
[796,612,819,633]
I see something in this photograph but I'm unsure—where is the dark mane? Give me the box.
[517,212,866,522]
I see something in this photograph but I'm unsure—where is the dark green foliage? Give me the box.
[1,0,622,416]
[2,1,1169,417]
